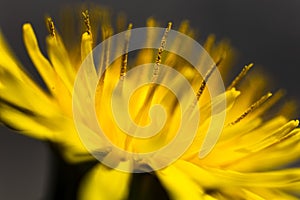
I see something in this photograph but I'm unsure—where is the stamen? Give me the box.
[46,17,55,37]
[227,63,254,90]
[124,24,172,151]
[152,22,172,82]
[120,23,133,80]
[104,29,112,70]
[82,10,92,35]
[252,90,285,117]
[228,92,272,126]
[196,56,224,101]
[98,26,113,79]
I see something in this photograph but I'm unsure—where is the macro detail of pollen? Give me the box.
[0,6,300,200]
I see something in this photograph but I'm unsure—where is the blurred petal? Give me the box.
[79,162,131,200]
[46,33,76,92]
[156,164,216,200]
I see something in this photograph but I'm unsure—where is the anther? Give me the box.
[152,22,172,82]
[120,23,133,80]
[228,92,272,126]
[46,17,55,37]
[82,10,92,35]
[227,63,254,90]
[196,56,224,101]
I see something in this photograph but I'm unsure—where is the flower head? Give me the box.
[0,7,300,200]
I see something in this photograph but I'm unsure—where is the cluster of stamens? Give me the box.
[45,11,273,126]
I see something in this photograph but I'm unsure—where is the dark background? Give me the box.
[0,0,299,199]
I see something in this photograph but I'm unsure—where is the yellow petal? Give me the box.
[228,128,300,171]
[81,32,93,62]
[245,188,299,200]
[191,116,298,170]
[0,31,24,80]
[23,23,71,115]
[0,31,47,94]
[0,103,54,140]
[174,160,300,192]
[200,87,241,123]
[236,119,299,153]
[0,69,60,118]
[46,34,76,92]
[182,88,241,158]
[156,163,217,200]
[23,23,58,92]
[78,163,131,200]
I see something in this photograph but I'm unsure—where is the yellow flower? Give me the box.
[1,8,300,200]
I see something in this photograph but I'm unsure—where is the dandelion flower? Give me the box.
[1,8,300,200]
